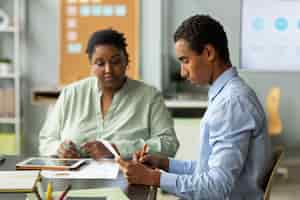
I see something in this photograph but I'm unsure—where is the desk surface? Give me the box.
[0,156,157,200]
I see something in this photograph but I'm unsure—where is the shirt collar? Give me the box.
[208,67,238,103]
[94,76,130,96]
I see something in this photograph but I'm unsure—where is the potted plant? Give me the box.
[0,58,13,75]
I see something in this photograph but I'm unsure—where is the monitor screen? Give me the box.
[241,0,300,71]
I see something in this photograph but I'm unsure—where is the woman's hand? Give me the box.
[80,140,113,159]
[117,158,161,186]
[57,140,80,158]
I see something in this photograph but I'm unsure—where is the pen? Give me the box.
[58,184,72,200]
[141,144,148,157]
[99,139,120,159]
[46,182,53,200]
[35,181,45,200]
[139,144,148,162]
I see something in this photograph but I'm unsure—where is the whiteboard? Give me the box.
[241,0,300,71]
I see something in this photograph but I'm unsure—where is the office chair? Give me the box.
[263,147,284,200]
[266,87,288,179]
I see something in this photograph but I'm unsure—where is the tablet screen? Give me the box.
[25,159,78,167]
[16,157,86,170]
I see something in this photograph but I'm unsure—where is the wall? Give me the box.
[22,0,300,155]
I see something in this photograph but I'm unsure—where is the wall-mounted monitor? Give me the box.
[241,0,300,71]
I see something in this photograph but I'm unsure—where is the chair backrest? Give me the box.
[263,147,284,200]
[266,87,282,135]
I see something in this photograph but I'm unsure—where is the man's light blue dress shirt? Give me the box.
[160,67,272,200]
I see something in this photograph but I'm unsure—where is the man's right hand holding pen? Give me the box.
[117,143,171,186]
[133,144,170,172]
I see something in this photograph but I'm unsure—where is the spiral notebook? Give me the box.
[0,171,40,193]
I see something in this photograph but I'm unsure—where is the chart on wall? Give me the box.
[241,0,300,71]
[60,0,139,85]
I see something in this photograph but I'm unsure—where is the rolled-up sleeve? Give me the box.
[147,93,179,157]
[160,97,255,199]
[113,92,179,158]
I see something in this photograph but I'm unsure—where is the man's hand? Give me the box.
[57,140,80,158]
[80,140,113,159]
[134,151,169,171]
[117,158,161,186]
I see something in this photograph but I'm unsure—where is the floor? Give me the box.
[156,163,300,200]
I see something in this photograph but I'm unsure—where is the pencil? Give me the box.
[46,182,53,200]
[58,184,72,200]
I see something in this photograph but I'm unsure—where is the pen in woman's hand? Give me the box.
[139,144,148,162]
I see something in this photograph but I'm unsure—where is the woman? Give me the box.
[39,29,179,159]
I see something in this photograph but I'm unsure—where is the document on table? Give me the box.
[41,159,119,179]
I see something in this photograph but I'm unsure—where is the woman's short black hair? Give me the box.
[174,15,230,63]
[86,29,129,63]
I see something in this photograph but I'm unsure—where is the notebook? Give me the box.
[27,187,129,200]
[0,170,40,193]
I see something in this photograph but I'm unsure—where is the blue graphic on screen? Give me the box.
[253,17,264,31]
[275,17,288,31]
[241,0,300,71]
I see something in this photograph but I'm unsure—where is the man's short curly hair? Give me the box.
[174,15,230,63]
[86,29,129,63]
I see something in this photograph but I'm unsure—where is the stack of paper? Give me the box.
[41,159,119,179]
[0,170,40,192]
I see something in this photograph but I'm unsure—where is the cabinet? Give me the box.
[0,0,25,154]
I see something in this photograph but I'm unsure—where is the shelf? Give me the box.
[165,99,208,109]
[32,86,61,105]
[0,74,16,79]
[0,27,16,33]
[0,117,17,124]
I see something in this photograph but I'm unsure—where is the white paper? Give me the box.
[41,159,119,179]
[0,171,40,191]
[67,18,77,28]
[98,139,120,158]
[67,31,78,41]
[67,5,77,16]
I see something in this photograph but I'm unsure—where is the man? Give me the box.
[117,15,272,199]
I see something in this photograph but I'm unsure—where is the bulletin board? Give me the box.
[60,0,139,85]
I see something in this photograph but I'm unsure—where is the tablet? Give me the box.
[16,157,86,171]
